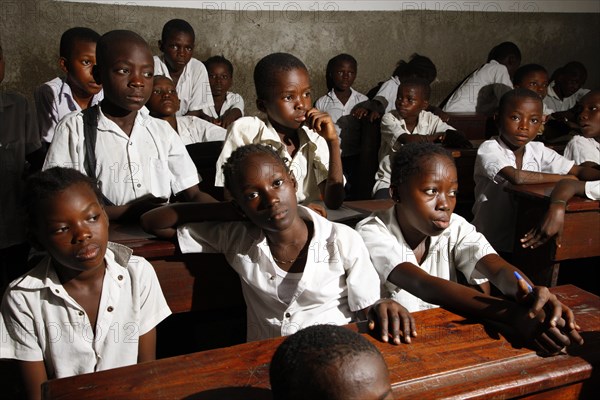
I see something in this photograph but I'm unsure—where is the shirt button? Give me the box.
[137,183,142,188]
[78,311,84,316]
[107,306,114,312]
[270,275,275,281]
[118,275,123,281]
[55,289,59,294]
[285,312,291,318]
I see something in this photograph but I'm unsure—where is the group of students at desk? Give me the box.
[1,17,600,400]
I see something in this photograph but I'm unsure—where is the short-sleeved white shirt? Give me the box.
[443,60,513,114]
[34,77,103,144]
[177,206,381,341]
[563,135,600,165]
[373,110,454,194]
[543,82,589,113]
[585,181,600,200]
[315,87,368,157]
[472,137,575,252]
[176,115,226,145]
[42,106,200,206]
[214,116,331,204]
[201,91,244,120]
[373,76,401,114]
[0,243,171,379]
[153,57,214,116]
[356,207,491,312]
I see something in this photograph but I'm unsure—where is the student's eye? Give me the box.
[143,71,154,78]
[169,44,179,50]
[531,118,540,124]
[303,91,311,98]
[424,189,437,195]
[88,214,100,222]
[82,60,92,66]
[185,46,193,52]
[283,95,293,101]
[53,226,69,234]
[168,89,177,95]
[510,115,520,121]
[448,190,458,198]
[153,89,162,95]
[273,179,284,188]
[117,68,129,74]
[244,192,259,201]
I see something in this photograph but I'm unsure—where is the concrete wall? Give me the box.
[1,1,598,115]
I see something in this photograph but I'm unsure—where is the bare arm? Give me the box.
[179,185,219,204]
[18,360,47,400]
[570,165,600,181]
[219,108,243,129]
[138,328,157,363]
[497,166,577,185]
[186,109,213,122]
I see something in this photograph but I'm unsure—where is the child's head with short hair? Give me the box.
[270,324,392,400]
[158,19,195,73]
[393,53,437,84]
[553,61,587,99]
[223,144,298,231]
[94,30,154,113]
[578,89,600,139]
[58,27,102,98]
[395,77,431,120]
[205,55,234,98]
[325,53,358,91]
[496,88,543,150]
[147,75,180,118]
[513,64,549,99]
[487,41,521,77]
[253,53,311,133]
[25,167,109,273]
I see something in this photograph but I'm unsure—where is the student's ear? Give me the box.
[256,98,267,113]
[389,185,401,202]
[59,57,69,74]
[290,173,298,191]
[92,65,102,85]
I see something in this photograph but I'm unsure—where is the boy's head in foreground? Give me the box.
[254,52,311,132]
[553,61,587,99]
[270,324,392,400]
[158,19,195,73]
[25,167,109,274]
[496,88,543,151]
[390,143,457,237]
[325,53,358,91]
[205,55,234,98]
[487,41,521,77]
[93,30,154,113]
[513,64,549,100]
[59,27,102,98]
[147,75,180,118]
[223,144,298,232]
[395,77,431,120]
[578,90,600,140]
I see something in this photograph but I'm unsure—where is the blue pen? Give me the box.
[514,271,533,293]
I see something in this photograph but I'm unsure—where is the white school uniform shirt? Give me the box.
[373,76,401,114]
[315,87,368,157]
[356,208,491,312]
[176,115,226,145]
[373,110,454,195]
[564,135,600,165]
[0,242,171,379]
[177,206,381,341]
[201,92,245,119]
[153,56,214,116]
[443,60,513,114]
[42,106,200,206]
[543,82,589,112]
[215,116,332,204]
[0,92,41,249]
[472,137,575,252]
[585,181,600,200]
[34,77,103,144]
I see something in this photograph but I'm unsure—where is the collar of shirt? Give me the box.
[97,105,151,134]
[390,109,434,135]
[546,82,560,100]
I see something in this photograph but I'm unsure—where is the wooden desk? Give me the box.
[42,285,600,400]
[446,112,488,140]
[508,183,600,286]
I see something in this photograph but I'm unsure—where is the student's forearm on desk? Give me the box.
[570,165,600,181]
[498,167,577,185]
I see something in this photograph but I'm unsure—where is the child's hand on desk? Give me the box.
[520,201,566,249]
[305,108,338,143]
[306,202,327,218]
[366,299,417,345]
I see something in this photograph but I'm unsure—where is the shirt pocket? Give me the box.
[148,158,171,198]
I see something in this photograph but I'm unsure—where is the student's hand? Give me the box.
[305,108,338,142]
[210,117,222,126]
[368,110,382,122]
[367,299,417,345]
[520,203,566,249]
[352,106,370,120]
[306,202,327,218]
[112,195,169,221]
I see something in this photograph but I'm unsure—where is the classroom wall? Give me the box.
[1,0,598,115]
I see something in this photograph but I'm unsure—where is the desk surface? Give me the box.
[43,285,600,400]
[507,182,600,212]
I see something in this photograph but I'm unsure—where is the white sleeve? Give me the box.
[34,83,58,143]
[0,290,44,361]
[474,141,512,183]
[42,113,86,172]
[564,136,599,165]
[214,119,257,186]
[228,92,245,116]
[585,181,600,200]
[165,125,201,194]
[538,146,575,175]
[452,218,495,283]
[187,60,214,111]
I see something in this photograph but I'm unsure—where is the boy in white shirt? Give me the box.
[563,90,600,167]
[202,55,244,129]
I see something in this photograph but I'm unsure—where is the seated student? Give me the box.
[356,143,583,355]
[472,88,600,255]
[443,41,521,115]
[563,90,600,167]
[353,54,438,122]
[43,30,216,221]
[141,144,417,344]
[215,52,345,210]
[147,75,226,144]
[0,167,171,400]
[202,55,244,129]
[34,27,103,147]
[315,53,368,200]
[512,64,553,116]
[372,77,471,198]
[521,179,600,250]
[0,43,42,290]
[270,324,393,400]
[153,19,213,120]
[545,61,589,117]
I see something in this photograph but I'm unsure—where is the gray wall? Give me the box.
[1,1,598,115]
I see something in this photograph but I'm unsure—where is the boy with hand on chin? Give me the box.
[43,30,216,221]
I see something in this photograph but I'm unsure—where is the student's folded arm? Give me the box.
[497,166,577,185]
[180,185,219,203]
[18,360,47,400]
[220,108,242,129]
[137,328,157,363]
[570,165,600,181]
